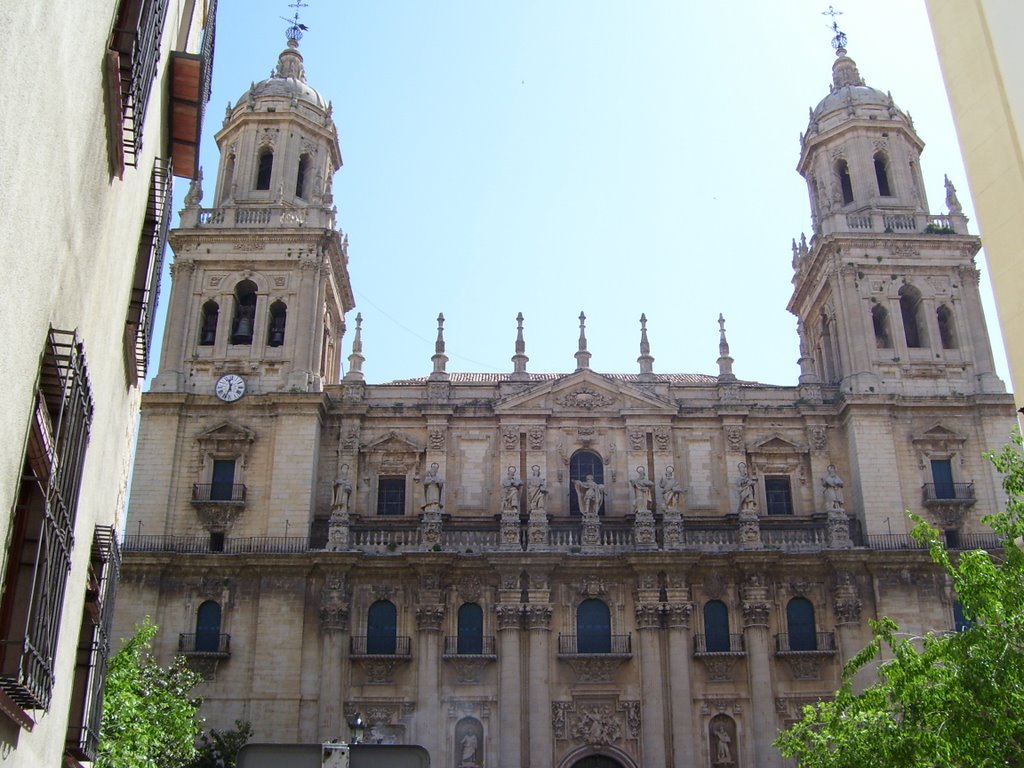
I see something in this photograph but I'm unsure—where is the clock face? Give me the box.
[214,374,247,402]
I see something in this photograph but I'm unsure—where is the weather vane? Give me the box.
[282,0,310,43]
[822,5,847,51]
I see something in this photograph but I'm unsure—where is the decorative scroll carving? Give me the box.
[629,431,645,451]
[415,606,445,632]
[502,427,519,450]
[699,656,739,683]
[634,603,661,630]
[458,575,483,603]
[525,605,552,630]
[664,602,693,629]
[725,427,744,453]
[654,428,671,451]
[528,427,544,450]
[428,429,446,450]
[833,572,862,625]
[785,656,823,681]
[320,572,350,632]
[495,604,522,631]
[562,657,628,683]
[555,387,616,410]
[741,575,771,627]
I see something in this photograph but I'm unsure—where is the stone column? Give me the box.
[665,602,697,768]
[415,605,445,760]
[526,604,553,767]
[496,603,523,767]
[318,572,350,741]
[635,603,666,766]
[152,258,196,391]
[741,575,780,768]
[833,571,866,691]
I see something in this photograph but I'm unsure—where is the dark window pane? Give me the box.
[377,478,405,516]
[457,603,483,654]
[704,600,730,652]
[367,601,397,654]
[787,598,817,651]
[764,476,793,515]
[577,599,611,654]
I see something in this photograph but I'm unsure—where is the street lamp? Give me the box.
[348,713,365,744]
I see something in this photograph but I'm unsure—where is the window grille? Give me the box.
[0,329,93,711]
[125,157,173,383]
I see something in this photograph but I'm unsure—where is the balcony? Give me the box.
[442,636,497,658]
[191,483,247,504]
[178,632,230,658]
[179,203,338,232]
[350,636,412,658]
[693,633,745,656]
[774,632,837,656]
[820,210,969,238]
[922,482,976,505]
[557,633,632,683]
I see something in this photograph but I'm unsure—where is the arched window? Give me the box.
[835,159,854,205]
[874,152,892,196]
[577,598,611,654]
[195,600,222,653]
[871,304,892,349]
[267,300,287,347]
[787,597,817,651]
[704,600,731,653]
[231,280,257,344]
[199,300,219,346]
[937,305,957,349]
[295,154,310,198]
[457,603,484,655]
[366,600,397,654]
[899,285,924,348]
[569,450,605,515]
[256,147,274,190]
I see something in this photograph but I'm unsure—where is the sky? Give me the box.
[157,0,1011,388]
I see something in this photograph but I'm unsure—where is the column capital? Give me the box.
[741,575,771,628]
[525,604,552,630]
[664,601,693,629]
[634,603,662,631]
[496,603,523,631]
[415,605,445,632]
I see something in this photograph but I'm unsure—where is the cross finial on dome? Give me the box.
[282,0,309,46]
[511,312,529,379]
[823,5,847,53]
[575,311,591,372]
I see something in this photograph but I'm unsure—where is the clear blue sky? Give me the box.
[158,0,1010,387]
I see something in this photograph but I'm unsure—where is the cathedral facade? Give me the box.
[114,27,1015,768]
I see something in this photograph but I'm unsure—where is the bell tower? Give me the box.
[153,26,353,396]
[788,32,1003,397]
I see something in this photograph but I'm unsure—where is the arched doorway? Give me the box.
[570,756,626,768]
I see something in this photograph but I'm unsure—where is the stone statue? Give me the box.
[714,724,733,764]
[737,462,757,513]
[630,465,654,514]
[573,474,604,519]
[459,732,478,766]
[659,466,683,511]
[944,174,962,214]
[528,465,547,512]
[501,466,522,513]
[332,464,352,513]
[184,168,203,208]
[822,464,845,512]
[423,462,444,511]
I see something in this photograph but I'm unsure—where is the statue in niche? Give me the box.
[423,462,444,511]
[713,723,734,765]
[332,464,352,513]
[528,465,547,512]
[501,466,522,513]
[574,474,605,519]
[822,464,845,512]
[631,465,654,514]
[660,466,683,511]
[737,462,757,513]
[459,732,478,766]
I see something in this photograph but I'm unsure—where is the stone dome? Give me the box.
[808,48,907,132]
[235,40,327,112]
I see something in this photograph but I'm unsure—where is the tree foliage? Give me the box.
[96,618,202,768]
[187,719,253,768]
[776,437,1024,768]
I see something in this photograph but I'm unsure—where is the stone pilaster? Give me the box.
[833,571,866,691]
[665,601,696,768]
[635,602,666,766]
[742,575,780,768]
[318,572,350,741]
[415,604,444,760]
[496,603,523,767]
[526,604,553,768]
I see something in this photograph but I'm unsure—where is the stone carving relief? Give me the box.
[578,576,608,597]
[458,575,483,603]
[555,387,616,410]
[528,427,544,450]
[710,714,737,767]
[552,699,640,747]
[629,430,646,451]
[320,571,350,632]
[428,429,446,450]
[725,427,744,453]
[654,428,671,451]
[502,427,519,450]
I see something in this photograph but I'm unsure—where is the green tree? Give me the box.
[96,618,202,768]
[188,719,253,768]
[776,437,1024,768]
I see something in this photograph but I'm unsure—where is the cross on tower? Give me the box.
[822,5,848,50]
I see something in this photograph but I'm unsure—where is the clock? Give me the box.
[214,374,247,402]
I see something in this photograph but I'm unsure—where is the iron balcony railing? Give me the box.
[693,633,745,655]
[178,633,231,656]
[866,532,1002,551]
[191,483,247,503]
[349,636,412,657]
[775,632,837,655]
[443,636,497,657]
[557,634,632,656]
[922,482,976,504]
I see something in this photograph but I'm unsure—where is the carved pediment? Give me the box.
[494,370,674,415]
[911,424,966,455]
[363,431,423,455]
[195,421,255,459]
[749,434,804,454]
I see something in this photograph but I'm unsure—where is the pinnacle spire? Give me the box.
[511,312,529,380]
[574,311,591,372]
[717,313,736,382]
[637,314,654,378]
[344,312,365,381]
[430,312,449,380]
